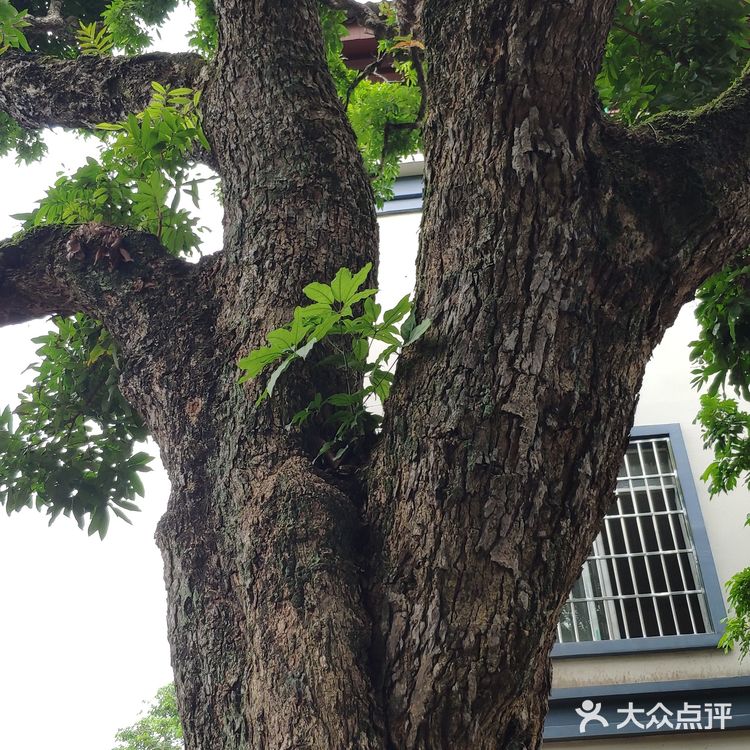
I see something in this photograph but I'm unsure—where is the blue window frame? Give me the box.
[379,174,423,215]
[553,424,727,657]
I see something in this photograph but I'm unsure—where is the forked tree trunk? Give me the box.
[146,3,746,748]
[3,1,749,748]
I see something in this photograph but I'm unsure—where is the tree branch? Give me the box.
[600,63,750,310]
[25,0,76,44]
[321,0,392,39]
[0,51,206,130]
[0,225,193,336]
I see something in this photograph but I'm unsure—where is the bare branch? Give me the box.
[0,225,193,335]
[25,0,76,43]
[0,51,206,130]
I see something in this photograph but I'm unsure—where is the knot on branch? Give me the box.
[65,222,133,269]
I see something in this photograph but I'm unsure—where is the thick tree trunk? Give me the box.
[364,6,646,748]
[150,3,385,748]
[130,2,750,748]
[6,1,750,749]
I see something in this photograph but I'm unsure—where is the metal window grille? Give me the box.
[557,436,713,643]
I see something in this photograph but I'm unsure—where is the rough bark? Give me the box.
[154,3,383,748]
[0,50,205,129]
[364,2,750,748]
[0,225,192,329]
[4,1,750,750]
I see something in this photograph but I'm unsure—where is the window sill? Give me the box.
[552,631,724,659]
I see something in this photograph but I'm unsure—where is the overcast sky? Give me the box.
[0,6,201,749]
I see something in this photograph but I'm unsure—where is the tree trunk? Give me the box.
[5,1,750,749]
[150,3,385,748]
[138,2,750,748]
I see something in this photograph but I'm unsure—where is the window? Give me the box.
[554,425,726,657]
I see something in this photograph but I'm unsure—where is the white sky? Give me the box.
[0,6,203,749]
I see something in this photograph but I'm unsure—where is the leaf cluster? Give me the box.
[690,266,750,495]
[1,83,210,535]
[719,566,750,660]
[690,266,750,657]
[598,0,750,123]
[0,110,46,163]
[695,393,750,495]
[75,18,113,55]
[690,265,750,399]
[188,0,216,57]
[0,2,39,162]
[101,0,178,55]
[0,1,30,54]
[0,315,150,538]
[238,264,430,463]
[15,82,209,258]
[319,4,423,205]
[112,683,184,750]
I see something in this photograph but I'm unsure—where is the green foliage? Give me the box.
[0,314,150,539]
[0,1,30,54]
[238,264,430,463]
[0,4,41,161]
[1,0,181,160]
[690,265,750,493]
[16,82,209,257]
[599,0,750,123]
[690,265,750,400]
[188,0,216,56]
[690,265,750,657]
[102,0,177,55]
[719,566,750,660]
[2,84,210,534]
[76,19,114,55]
[0,110,46,164]
[347,79,422,204]
[695,394,750,495]
[319,4,423,205]
[112,684,184,750]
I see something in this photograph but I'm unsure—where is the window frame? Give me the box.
[552,424,727,658]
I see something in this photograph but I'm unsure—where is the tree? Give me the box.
[690,263,750,658]
[113,684,184,750]
[2,1,750,748]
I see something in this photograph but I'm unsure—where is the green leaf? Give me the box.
[303,282,335,305]
[265,357,293,399]
[404,318,431,346]
[296,338,317,359]
[352,338,368,361]
[236,263,419,462]
[331,266,355,303]
[382,295,411,326]
[238,347,281,380]
[267,328,296,352]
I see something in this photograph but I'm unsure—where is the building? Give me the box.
[378,172,750,748]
